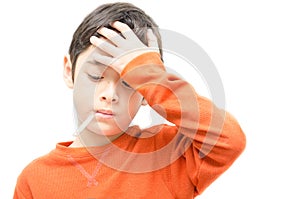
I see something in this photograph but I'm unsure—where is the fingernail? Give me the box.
[109,21,119,26]
[90,36,97,44]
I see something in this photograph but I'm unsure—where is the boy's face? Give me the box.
[64,46,145,136]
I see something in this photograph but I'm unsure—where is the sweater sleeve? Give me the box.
[121,52,246,194]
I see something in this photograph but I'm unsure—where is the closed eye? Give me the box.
[121,80,132,89]
[88,74,104,81]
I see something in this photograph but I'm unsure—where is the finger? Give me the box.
[111,21,138,40]
[97,27,125,46]
[111,21,131,32]
[92,51,114,66]
[90,36,122,57]
[147,29,159,49]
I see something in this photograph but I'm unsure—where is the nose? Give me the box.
[98,81,119,103]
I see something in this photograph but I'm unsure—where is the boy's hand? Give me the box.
[90,21,159,73]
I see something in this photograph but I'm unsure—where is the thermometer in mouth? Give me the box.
[73,113,94,136]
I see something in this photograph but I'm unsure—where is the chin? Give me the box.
[98,130,123,137]
[88,125,124,136]
[98,120,131,132]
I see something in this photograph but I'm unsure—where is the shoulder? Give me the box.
[138,124,178,141]
[129,124,180,152]
[14,152,51,195]
[18,152,52,179]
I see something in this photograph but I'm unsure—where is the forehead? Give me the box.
[75,45,113,73]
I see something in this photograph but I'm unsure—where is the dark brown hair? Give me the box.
[68,2,163,81]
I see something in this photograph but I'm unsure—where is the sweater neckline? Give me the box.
[52,125,141,159]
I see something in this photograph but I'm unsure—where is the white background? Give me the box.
[1,0,299,198]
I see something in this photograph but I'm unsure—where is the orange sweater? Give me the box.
[14,52,246,199]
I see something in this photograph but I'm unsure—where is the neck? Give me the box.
[69,129,124,148]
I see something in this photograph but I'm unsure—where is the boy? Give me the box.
[14,2,246,198]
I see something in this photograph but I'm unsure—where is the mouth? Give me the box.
[95,109,115,119]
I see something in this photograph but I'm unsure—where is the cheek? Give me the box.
[112,91,142,131]
[111,88,142,116]
[127,92,143,117]
[73,75,96,118]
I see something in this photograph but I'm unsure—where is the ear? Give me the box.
[141,97,148,106]
[63,54,74,89]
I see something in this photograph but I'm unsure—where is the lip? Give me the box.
[95,109,114,119]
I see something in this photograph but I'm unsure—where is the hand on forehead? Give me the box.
[89,21,159,74]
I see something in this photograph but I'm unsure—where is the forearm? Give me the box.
[121,52,246,163]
